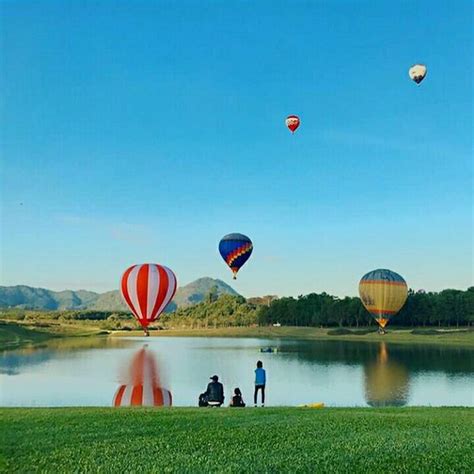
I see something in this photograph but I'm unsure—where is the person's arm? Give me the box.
[263,369,266,385]
[220,384,225,403]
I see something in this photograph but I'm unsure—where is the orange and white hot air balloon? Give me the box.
[285,115,300,133]
[113,347,172,407]
[120,263,177,336]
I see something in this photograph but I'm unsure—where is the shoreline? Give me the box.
[111,326,474,347]
[1,321,473,351]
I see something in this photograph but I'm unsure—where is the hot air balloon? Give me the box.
[285,115,300,133]
[219,233,253,279]
[113,347,172,407]
[120,263,177,336]
[358,269,408,333]
[408,64,427,84]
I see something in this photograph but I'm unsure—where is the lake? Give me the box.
[1,337,473,407]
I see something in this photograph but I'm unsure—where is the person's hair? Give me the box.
[234,388,241,396]
[257,360,263,368]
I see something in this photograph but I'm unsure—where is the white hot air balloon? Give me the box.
[408,64,427,85]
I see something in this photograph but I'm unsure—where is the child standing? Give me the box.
[254,360,266,407]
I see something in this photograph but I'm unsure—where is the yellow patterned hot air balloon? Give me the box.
[359,269,408,331]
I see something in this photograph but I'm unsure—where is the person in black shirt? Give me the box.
[205,375,225,407]
[230,387,245,407]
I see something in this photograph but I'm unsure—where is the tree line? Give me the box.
[162,287,473,329]
[257,288,473,328]
[1,287,472,329]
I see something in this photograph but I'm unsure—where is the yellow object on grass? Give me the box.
[298,402,325,408]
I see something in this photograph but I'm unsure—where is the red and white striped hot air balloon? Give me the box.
[285,115,300,133]
[120,264,177,336]
[113,347,172,407]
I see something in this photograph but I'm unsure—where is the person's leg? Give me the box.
[254,386,258,405]
[261,386,265,405]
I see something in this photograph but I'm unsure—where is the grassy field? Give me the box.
[1,407,472,473]
[0,320,106,351]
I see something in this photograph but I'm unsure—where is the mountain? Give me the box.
[0,278,240,312]
[172,277,239,307]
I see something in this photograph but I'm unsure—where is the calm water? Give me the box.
[1,337,473,407]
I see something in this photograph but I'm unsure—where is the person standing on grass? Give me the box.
[254,360,266,407]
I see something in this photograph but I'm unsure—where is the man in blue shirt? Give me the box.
[254,360,266,407]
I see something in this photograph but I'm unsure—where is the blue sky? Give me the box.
[1,0,472,297]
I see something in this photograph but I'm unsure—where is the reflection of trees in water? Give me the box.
[277,340,474,375]
[0,337,132,375]
[364,343,410,407]
[279,340,473,407]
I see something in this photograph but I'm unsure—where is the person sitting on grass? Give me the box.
[205,375,225,407]
[230,388,246,407]
[254,360,266,407]
[198,392,208,407]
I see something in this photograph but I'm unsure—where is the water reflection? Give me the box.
[275,339,474,375]
[261,339,472,406]
[113,346,172,407]
[0,337,472,407]
[0,337,131,375]
[364,343,410,407]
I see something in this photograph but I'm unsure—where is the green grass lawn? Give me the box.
[0,321,107,351]
[0,321,56,350]
[1,407,472,473]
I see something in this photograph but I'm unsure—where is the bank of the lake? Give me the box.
[1,321,473,351]
[112,326,474,347]
[0,321,106,351]
[1,407,472,473]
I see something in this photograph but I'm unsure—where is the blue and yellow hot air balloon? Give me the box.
[219,233,253,279]
[359,269,408,331]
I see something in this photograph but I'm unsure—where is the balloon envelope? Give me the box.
[358,269,408,328]
[285,115,300,133]
[408,64,427,84]
[120,263,177,329]
[219,233,253,279]
[113,347,172,407]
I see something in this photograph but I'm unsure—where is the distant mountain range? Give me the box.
[0,278,239,312]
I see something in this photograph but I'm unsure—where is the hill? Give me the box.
[0,278,239,312]
[171,277,239,307]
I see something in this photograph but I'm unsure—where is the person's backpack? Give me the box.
[198,392,208,407]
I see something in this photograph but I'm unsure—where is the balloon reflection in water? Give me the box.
[364,343,410,407]
[113,346,172,407]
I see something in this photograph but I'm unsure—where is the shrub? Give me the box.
[411,329,440,335]
[327,328,353,335]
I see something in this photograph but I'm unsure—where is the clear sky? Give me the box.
[1,0,472,297]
